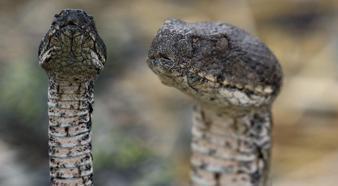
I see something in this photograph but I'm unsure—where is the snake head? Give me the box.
[147,19,282,111]
[38,9,106,81]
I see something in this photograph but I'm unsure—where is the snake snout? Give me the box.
[53,9,93,30]
[64,15,81,27]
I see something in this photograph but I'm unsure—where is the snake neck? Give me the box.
[190,105,272,186]
[47,77,95,186]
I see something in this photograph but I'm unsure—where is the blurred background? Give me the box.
[0,0,338,185]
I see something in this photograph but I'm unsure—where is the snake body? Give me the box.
[147,19,282,186]
[38,9,106,185]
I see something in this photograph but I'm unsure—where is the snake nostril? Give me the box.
[67,20,78,26]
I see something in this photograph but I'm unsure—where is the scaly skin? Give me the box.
[38,9,106,186]
[147,19,282,186]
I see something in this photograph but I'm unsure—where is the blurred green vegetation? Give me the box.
[0,60,46,121]
[94,135,151,170]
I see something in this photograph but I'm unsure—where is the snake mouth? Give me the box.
[148,58,274,108]
[149,57,275,97]
[196,72,274,96]
[185,73,274,108]
[148,55,275,96]
[147,56,275,108]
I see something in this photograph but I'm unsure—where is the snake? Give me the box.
[38,9,106,186]
[147,19,282,186]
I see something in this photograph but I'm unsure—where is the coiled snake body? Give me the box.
[147,19,282,186]
[38,9,106,185]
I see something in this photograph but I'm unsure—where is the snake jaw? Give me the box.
[180,73,273,110]
[148,58,276,109]
[147,52,274,109]
[39,48,53,67]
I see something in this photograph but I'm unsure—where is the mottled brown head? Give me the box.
[38,9,106,81]
[147,19,282,110]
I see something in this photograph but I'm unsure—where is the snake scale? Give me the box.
[147,19,282,186]
[38,9,106,185]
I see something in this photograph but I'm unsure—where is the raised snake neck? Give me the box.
[38,9,106,186]
[191,106,272,186]
[147,19,282,186]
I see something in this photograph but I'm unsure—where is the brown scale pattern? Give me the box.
[48,80,94,186]
[190,106,271,186]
